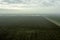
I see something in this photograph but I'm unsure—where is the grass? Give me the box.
[45,15,60,24]
[0,16,60,40]
[0,26,60,40]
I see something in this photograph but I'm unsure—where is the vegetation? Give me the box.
[45,15,60,24]
[0,16,60,40]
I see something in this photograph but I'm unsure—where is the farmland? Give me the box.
[47,16,60,23]
[44,14,60,26]
[0,16,60,40]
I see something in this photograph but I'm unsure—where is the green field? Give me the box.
[0,16,60,40]
[45,14,60,24]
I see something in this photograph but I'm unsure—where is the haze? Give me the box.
[0,0,60,14]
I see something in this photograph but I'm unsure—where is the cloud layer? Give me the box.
[0,0,60,9]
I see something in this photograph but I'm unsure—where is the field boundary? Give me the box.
[44,16,60,27]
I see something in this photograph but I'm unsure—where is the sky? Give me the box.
[0,0,60,14]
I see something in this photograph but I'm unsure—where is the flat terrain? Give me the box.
[0,16,59,28]
[44,14,60,24]
[0,16,60,40]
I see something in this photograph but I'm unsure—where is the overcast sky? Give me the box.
[0,0,60,14]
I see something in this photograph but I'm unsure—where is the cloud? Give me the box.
[0,0,60,9]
